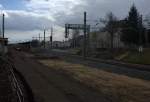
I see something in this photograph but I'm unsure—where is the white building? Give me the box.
[89,31,124,49]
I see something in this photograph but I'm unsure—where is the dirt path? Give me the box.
[11,51,108,102]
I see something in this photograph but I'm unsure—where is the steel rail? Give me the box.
[1,57,24,102]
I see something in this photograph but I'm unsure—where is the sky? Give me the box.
[0,0,149,43]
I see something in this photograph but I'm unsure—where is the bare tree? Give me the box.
[100,12,118,49]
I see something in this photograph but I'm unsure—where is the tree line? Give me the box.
[101,4,150,49]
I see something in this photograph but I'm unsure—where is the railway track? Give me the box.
[48,49,150,72]
[0,56,34,102]
[33,49,150,81]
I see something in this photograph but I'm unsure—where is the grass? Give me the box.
[39,59,150,102]
[120,49,150,65]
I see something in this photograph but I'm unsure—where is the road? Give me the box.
[11,50,108,102]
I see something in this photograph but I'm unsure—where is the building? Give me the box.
[89,30,124,50]
[0,37,8,54]
[52,41,65,48]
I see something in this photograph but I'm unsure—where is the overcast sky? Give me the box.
[0,0,149,43]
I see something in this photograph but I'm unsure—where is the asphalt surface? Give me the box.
[12,50,109,102]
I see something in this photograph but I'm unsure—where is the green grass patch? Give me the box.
[122,49,150,65]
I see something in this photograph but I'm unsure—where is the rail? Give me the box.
[1,57,24,102]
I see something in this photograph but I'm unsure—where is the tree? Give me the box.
[101,12,118,49]
[121,5,144,46]
[144,14,150,44]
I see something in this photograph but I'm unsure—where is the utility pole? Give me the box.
[83,12,87,59]
[44,29,46,48]
[2,13,5,38]
[50,27,53,48]
[39,33,41,41]
[39,33,41,47]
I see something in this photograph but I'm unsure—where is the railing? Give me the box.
[1,57,24,102]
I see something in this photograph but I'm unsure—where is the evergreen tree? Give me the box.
[144,14,150,43]
[121,5,144,45]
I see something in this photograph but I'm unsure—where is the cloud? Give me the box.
[0,4,3,9]
[25,0,85,15]
[4,0,150,31]
[2,0,85,31]
[1,0,150,42]
[4,10,54,31]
